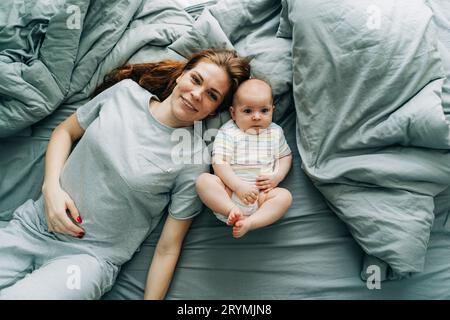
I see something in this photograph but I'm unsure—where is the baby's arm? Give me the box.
[274,154,293,183]
[256,154,292,192]
[213,162,258,204]
[212,162,242,192]
[257,126,293,192]
[212,126,258,204]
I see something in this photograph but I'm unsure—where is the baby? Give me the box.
[196,79,293,238]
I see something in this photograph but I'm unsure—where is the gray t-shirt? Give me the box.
[57,79,209,265]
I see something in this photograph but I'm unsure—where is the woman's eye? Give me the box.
[191,75,201,84]
[208,92,218,101]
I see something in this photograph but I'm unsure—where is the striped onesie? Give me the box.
[212,119,291,220]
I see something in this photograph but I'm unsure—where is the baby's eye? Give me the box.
[243,109,252,114]
[262,108,270,113]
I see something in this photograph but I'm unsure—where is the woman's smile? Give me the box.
[181,96,198,112]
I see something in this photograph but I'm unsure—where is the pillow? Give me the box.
[286,0,450,278]
[168,1,295,157]
[426,0,450,130]
[167,8,236,139]
[183,0,219,20]
[169,0,294,126]
[276,0,292,39]
[209,0,294,122]
[168,9,233,59]
[208,0,282,44]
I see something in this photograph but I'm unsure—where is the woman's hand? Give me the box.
[234,182,259,205]
[42,185,85,238]
[41,113,86,238]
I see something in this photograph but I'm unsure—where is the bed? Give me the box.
[1,0,449,299]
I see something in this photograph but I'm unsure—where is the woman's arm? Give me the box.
[144,215,192,300]
[41,113,86,236]
[43,113,85,190]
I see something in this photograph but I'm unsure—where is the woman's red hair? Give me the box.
[93,49,251,112]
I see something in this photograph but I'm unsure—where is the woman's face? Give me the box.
[171,61,230,125]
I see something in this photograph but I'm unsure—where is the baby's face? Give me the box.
[230,90,273,134]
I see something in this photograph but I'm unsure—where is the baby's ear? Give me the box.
[229,106,235,118]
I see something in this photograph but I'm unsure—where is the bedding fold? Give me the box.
[0,0,88,137]
[286,0,450,277]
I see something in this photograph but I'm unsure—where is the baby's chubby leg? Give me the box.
[232,187,292,238]
[196,173,243,224]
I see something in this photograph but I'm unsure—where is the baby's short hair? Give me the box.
[233,78,273,106]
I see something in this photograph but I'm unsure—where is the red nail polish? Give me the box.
[76,216,82,223]
[78,232,85,238]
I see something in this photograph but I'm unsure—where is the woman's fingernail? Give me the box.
[78,232,85,238]
[76,216,82,223]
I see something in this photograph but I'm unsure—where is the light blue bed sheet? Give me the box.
[104,114,450,299]
[1,0,450,300]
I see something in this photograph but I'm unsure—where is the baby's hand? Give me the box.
[234,183,259,205]
[256,174,280,193]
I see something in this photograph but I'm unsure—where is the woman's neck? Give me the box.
[149,98,191,128]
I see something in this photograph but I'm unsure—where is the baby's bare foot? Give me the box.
[232,219,252,238]
[227,206,243,226]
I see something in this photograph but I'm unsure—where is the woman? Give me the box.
[0,49,251,299]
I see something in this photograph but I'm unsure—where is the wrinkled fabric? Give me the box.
[287,0,450,276]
